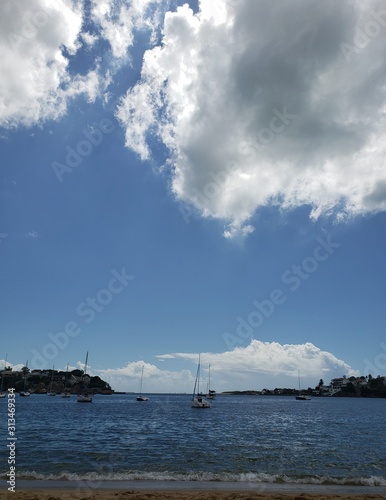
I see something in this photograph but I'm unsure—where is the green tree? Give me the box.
[345,382,356,394]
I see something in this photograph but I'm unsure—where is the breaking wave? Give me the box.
[8,470,386,487]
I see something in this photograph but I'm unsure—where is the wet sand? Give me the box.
[1,481,386,500]
[1,489,386,499]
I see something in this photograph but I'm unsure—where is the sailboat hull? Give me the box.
[77,394,93,402]
[77,352,93,402]
[136,366,149,401]
[191,398,211,408]
[296,371,311,400]
[191,355,211,408]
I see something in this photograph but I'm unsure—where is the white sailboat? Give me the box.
[191,354,211,408]
[136,365,149,401]
[19,360,31,397]
[61,363,71,398]
[47,365,56,396]
[0,354,8,398]
[77,352,93,403]
[295,371,311,400]
[206,363,216,399]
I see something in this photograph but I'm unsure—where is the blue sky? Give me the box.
[1,0,386,392]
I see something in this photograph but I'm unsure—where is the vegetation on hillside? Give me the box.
[0,366,113,394]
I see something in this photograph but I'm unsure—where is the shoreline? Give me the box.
[1,480,386,498]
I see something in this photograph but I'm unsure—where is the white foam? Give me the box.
[12,470,386,486]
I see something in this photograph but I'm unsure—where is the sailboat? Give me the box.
[206,364,216,399]
[77,352,93,403]
[47,365,56,396]
[295,371,311,400]
[0,354,8,398]
[136,365,149,401]
[61,363,71,398]
[191,354,211,408]
[19,361,31,397]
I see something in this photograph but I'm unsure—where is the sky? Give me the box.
[1,0,386,394]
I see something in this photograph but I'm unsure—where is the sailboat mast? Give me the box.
[197,354,201,395]
[24,360,28,390]
[0,354,7,391]
[192,354,200,400]
[139,365,144,396]
[84,351,89,376]
[64,363,69,392]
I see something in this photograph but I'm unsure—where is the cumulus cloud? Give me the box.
[164,339,359,379]
[27,230,40,239]
[97,360,194,393]
[81,31,98,48]
[0,0,105,127]
[117,0,386,237]
[0,360,27,372]
[0,0,166,128]
[90,0,168,59]
[2,341,359,392]
[96,340,358,392]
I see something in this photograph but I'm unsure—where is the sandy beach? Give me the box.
[1,480,386,500]
[1,489,386,500]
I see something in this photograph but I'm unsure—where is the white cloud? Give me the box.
[27,230,40,239]
[0,0,174,128]
[96,340,358,392]
[168,339,359,378]
[0,0,107,128]
[90,0,168,59]
[117,0,386,237]
[97,360,194,393]
[2,340,359,392]
[156,353,176,360]
[0,360,27,372]
[80,31,99,47]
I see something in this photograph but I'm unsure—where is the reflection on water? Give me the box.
[0,394,385,484]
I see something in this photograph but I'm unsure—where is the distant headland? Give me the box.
[0,366,113,395]
[2,366,385,397]
[223,374,386,398]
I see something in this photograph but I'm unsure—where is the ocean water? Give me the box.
[1,393,386,486]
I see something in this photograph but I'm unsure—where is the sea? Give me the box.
[1,393,386,489]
